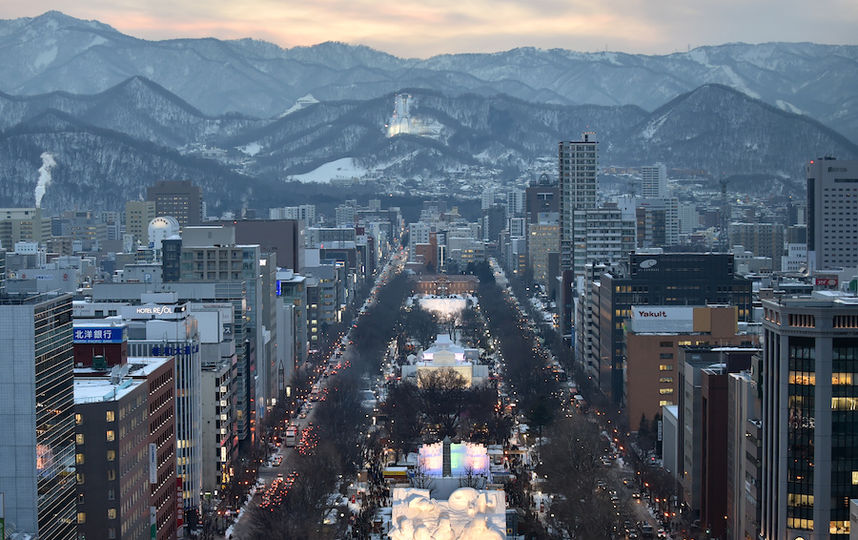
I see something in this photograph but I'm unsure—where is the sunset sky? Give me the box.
[4,0,858,57]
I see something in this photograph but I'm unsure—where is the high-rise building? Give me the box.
[592,252,752,401]
[559,134,598,273]
[73,377,149,540]
[528,218,559,287]
[729,222,786,271]
[525,181,559,224]
[760,292,858,540]
[640,163,668,199]
[146,181,203,227]
[0,208,52,249]
[727,370,762,540]
[806,158,858,272]
[125,201,157,247]
[0,293,77,540]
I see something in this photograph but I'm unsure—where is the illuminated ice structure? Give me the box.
[389,487,506,540]
[418,438,491,478]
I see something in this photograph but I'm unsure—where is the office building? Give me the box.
[640,163,668,199]
[807,158,858,271]
[760,292,858,539]
[624,305,757,430]
[125,201,157,247]
[146,181,203,227]
[525,180,559,224]
[0,208,52,248]
[0,293,77,540]
[559,134,598,273]
[528,219,559,287]
[677,347,755,530]
[594,252,752,402]
[213,219,303,272]
[730,222,786,271]
[73,377,149,540]
[727,370,762,540]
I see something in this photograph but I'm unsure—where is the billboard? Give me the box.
[629,306,695,333]
[73,326,125,344]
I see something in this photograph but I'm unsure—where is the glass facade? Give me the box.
[830,338,858,539]
[787,337,815,531]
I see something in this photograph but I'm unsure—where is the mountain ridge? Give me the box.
[1,11,857,140]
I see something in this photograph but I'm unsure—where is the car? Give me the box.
[299,412,307,419]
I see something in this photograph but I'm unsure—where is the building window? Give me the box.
[106,430,115,441]
[108,529,116,539]
[107,469,116,481]
[659,353,674,359]
[659,377,673,384]
[75,434,84,445]
[107,450,116,461]
[75,413,83,425]
[75,453,84,465]
[659,388,674,395]
[658,364,673,371]
[107,508,116,520]
[77,512,86,524]
[106,411,115,422]
[76,473,84,484]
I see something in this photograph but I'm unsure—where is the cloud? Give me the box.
[4,0,857,57]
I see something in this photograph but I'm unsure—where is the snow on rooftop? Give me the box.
[74,378,142,404]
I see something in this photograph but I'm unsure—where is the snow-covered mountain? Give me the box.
[1,11,857,141]
[2,79,855,210]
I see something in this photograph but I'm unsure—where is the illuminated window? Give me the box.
[831,521,850,535]
[75,434,84,445]
[788,493,814,506]
[75,413,83,425]
[76,473,84,484]
[107,508,117,519]
[658,364,673,371]
[659,388,674,395]
[107,450,116,461]
[658,400,673,407]
[832,373,853,385]
[75,453,84,465]
[789,371,816,385]
[852,471,858,485]
[77,512,86,524]
[106,411,115,422]
[107,469,116,481]
[106,430,115,441]
[659,377,673,384]
[832,397,858,411]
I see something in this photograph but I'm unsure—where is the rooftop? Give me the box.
[74,377,143,404]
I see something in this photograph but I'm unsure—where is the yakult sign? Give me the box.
[629,306,695,333]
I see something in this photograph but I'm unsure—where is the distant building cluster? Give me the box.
[0,182,402,539]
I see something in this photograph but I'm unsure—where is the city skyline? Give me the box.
[2,1,858,58]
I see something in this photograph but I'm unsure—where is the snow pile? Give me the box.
[287,157,367,183]
[389,487,506,540]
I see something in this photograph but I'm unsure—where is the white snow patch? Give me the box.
[34,152,56,208]
[237,142,262,156]
[144,65,154,77]
[34,47,58,69]
[288,158,367,183]
[640,113,670,140]
[280,94,319,117]
[88,35,107,47]
[776,99,803,115]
